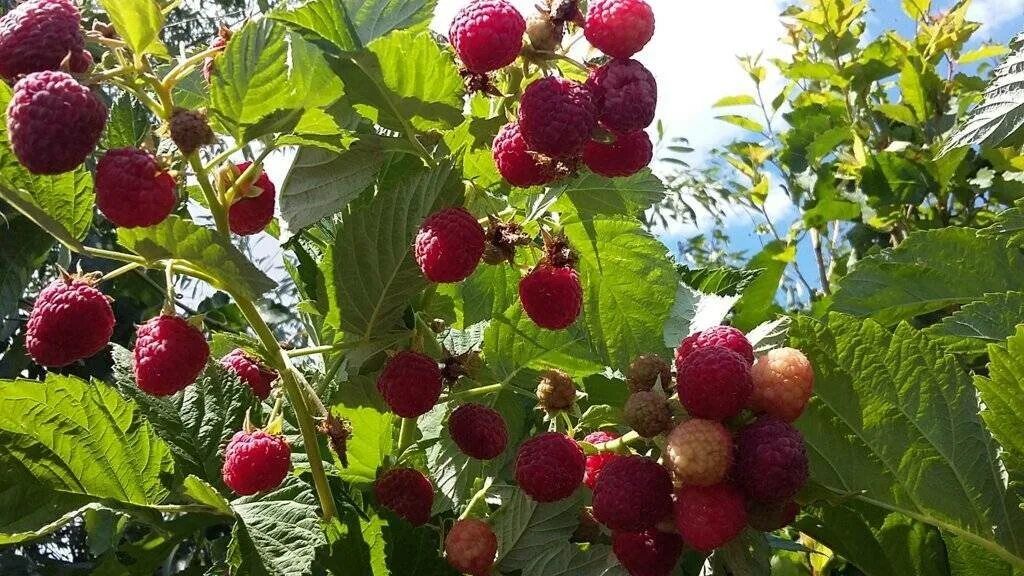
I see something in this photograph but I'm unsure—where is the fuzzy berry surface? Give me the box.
[221,429,290,495]
[7,71,106,175]
[750,347,814,421]
[583,431,621,489]
[674,483,747,552]
[96,148,176,228]
[628,353,671,393]
[536,369,576,410]
[664,419,732,486]
[612,529,684,576]
[583,131,653,178]
[734,417,809,503]
[747,501,800,532]
[585,59,657,134]
[584,0,655,59]
[448,403,508,460]
[374,467,434,526]
[515,432,585,502]
[415,207,486,283]
[25,278,114,367]
[228,162,276,236]
[592,455,673,531]
[220,348,277,400]
[0,0,83,81]
[449,0,525,74]
[133,315,210,396]
[624,391,671,438]
[676,325,754,366]
[445,519,498,576]
[492,121,557,187]
[377,351,443,418]
[169,108,215,154]
[519,264,582,330]
[676,346,752,421]
[518,76,597,158]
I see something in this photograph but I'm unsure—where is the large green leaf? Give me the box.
[272,0,362,52]
[97,0,168,57]
[553,170,666,220]
[923,292,1024,355]
[677,264,761,296]
[230,478,326,576]
[273,0,435,51]
[732,240,793,331]
[345,0,436,44]
[0,215,52,320]
[974,326,1024,481]
[328,375,394,484]
[944,33,1024,152]
[437,263,520,330]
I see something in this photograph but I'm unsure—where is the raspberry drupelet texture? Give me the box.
[227,162,276,236]
[377,350,443,418]
[583,131,653,178]
[221,429,290,495]
[96,148,177,228]
[585,59,657,134]
[518,76,597,158]
[492,121,557,187]
[627,353,672,393]
[624,391,671,438]
[374,467,434,526]
[749,347,814,421]
[449,0,526,74]
[445,518,498,576]
[536,369,577,410]
[664,419,733,486]
[169,108,216,154]
[734,417,809,503]
[584,0,655,59]
[0,0,84,80]
[592,455,673,531]
[415,207,486,283]
[676,346,752,421]
[220,348,277,400]
[583,430,621,489]
[676,325,754,366]
[25,277,114,367]
[133,315,210,396]
[612,529,684,576]
[7,71,107,175]
[515,432,585,502]
[674,483,747,552]
[519,264,583,330]
[448,403,508,460]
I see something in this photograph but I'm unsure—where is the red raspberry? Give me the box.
[492,122,557,187]
[519,264,582,330]
[449,0,525,74]
[612,529,683,576]
[585,59,657,134]
[664,419,732,486]
[593,455,673,531]
[674,483,746,552]
[96,148,177,228]
[676,346,752,421]
[515,432,585,502]
[25,276,114,367]
[414,207,486,283]
[584,131,652,178]
[734,417,809,503]
[133,315,210,396]
[583,431,621,489]
[518,76,597,158]
[374,467,434,526]
[377,351,443,418]
[584,0,655,59]
[169,108,215,155]
[69,49,92,73]
[749,348,814,422]
[221,429,290,495]
[227,162,276,236]
[676,325,754,366]
[220,348,277,400]
[0,0,84,80]
[448,403,508,460]
[445,518,497,576]
[203,33,230,82]
[6,71,106,174]
[747,500,800,532]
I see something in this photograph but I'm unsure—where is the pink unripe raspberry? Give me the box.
[734,417,808,503]
[676,346,752,421]
[449,0,526,74]
[515,432,585,502]
[585,59,657,134]
[228,162,276,236]
[0,0,84,80]
[448,403,508,460]
[676,325,754,366]
[592,455,673,532]
[518,76,597,158]
[673,483,747,552]
[584,0,655,59]
[25,276,114,367]
[374,467,434,526]
[583,131,653,178]
[445,518,498,576]
[96,148,177,228]
[220,348,277,400]
[133,315,210,396]
[414,207,486,283]
[612,529,683,576]
[749,348,814,422]
[519,264,583,330]
[377,351,443,418]
[492,121,557,187]
[221,429,290,495]
[583,431,621,489]
[664,419,733,486]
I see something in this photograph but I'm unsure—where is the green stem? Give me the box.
[149,504,233,517]
[448,382,535,401]
[590,431,640,454]
[204,142,246,173]
[98,262,144,282]
[189,155,230,237]
[163,259,176,314]
[81,246,147,265]
[398,417,418,453]
[224,146,277,206]
[458,478,493,520]
[161,46,223,90]
[287,344,339,358]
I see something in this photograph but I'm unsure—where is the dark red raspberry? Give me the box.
[68,49,92,73]
[448,403,508,460]
[133,315,210,396]
[226,161,276,236]
[519,264,582,330]
[445,519,497,576]
[220,348,277,400]
[518,76,597,158]
[612,529,683,576]
[515,432,585,502]
[169,108,215,155]
[221,429,290,495]
[377,351,443,418]
[676,325,754,365]
[674,483,746,552]
[374,467,434,526]
[676,346,752,421]
[415,207,486,283]
[449,0,526,74]
[25,276,114,367]
[492,122,558,187]
[202,33,230,82]
[584,0,655,59]
[592,455,673,531]
[586,59,657,134]
[0,0,84,80]
[7,71,106,174]
[583,131,652,178]
[747,501,800,532]
[734,417,809,503]
[583,431,621,489]
[96,148,176,228]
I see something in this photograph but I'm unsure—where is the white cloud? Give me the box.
[967,0,1024,32]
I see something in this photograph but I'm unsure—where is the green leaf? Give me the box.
[877,103,918,126]
[230,478,327,576]
[328,375,394,484]
[974,326,1024,479]
[806,127,852,165]
[677,265,760,296]
[117,215,277,301]
[944,38,1024,152]
[900,60,930,123]
[732,241,794,331]
[493,487,590,575]
[483,302,599,385]
[271,0,362,52]
[662,284,739,349]
[716,114,765,134]
[959,44,1011,65]
[902,0,931,20]
[923,292,1024,354]
[104,92,152,149]
[553,169,666,219]
[97,0,168,57]
[344,0,437,44]
[27,170,94,241]
[182,475,232,516]
[784,61,840,81]
[712,94,757,108]
[861,151,935,207]
[438,264,519,329]
[711,530,771,575]
[0,215,52,320]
